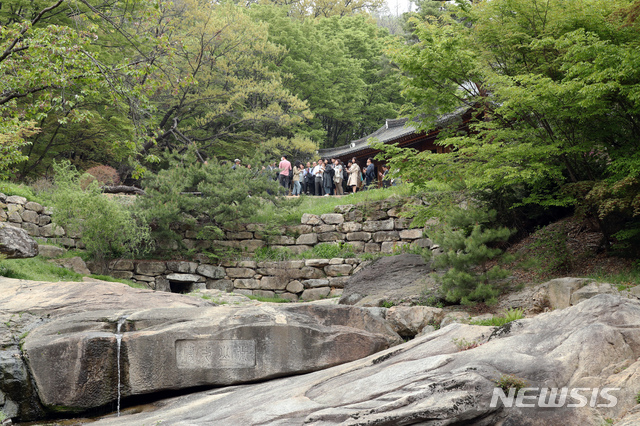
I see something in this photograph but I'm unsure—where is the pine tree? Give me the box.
[432,208,513,305]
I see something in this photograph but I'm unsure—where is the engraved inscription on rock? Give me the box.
[176,339,256,369]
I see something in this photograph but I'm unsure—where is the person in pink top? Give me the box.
[278,155,292,193]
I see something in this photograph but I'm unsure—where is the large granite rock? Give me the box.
[22,304,401,413]
[0,223,38,258]
[93,295,640,425]
[339,253,435,306]
[0,277,214,421]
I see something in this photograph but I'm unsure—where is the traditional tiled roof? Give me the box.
[318,107,470,159]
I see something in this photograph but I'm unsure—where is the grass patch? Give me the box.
[248,184,414,225]
[0,257,84,282]
[253,246,296,262]
[469,308,524,327]
[246,295,291,303]
[0,256,146,289]
[0,180,43,203]
[298,242,356,259]
[587,268,640,287]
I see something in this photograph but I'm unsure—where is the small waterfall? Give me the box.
[115,316,127,417]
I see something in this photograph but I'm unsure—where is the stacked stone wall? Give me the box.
[0,194,81,248]
[107,257,367,301]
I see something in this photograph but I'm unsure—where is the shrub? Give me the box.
[137,149,281,249]
[81,165,120,189]
[494,374,528,394]
[45,161,152,262]
[431,208,514,305]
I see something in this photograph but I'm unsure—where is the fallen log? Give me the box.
[100,185,147,196]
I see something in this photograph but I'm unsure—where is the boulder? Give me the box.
[570,281,615,305]
[108,259,134,271]
[339,254,434,306]
[5,195,26,205]
[545,277,593,309]
[92,295,640,426]
[0,223,38,258]
[22,304,401,413]
[226,267,256,278]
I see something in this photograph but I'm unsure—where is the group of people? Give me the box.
[275,155,391,197]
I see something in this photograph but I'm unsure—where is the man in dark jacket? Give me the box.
[323,158,334,196]
[365,158,376,189]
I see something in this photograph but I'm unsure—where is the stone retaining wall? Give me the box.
[201,199,432,256]
[105,257,368,302]
[1,195,431,257]
[0,193,81,248]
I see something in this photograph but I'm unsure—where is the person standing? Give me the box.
[306,161,315,195]
[291,162,302,196]
[323,158,334,196]
[313,159,323,196]
[365,158,376,189]
[379,165,391,188]
[333,159,344,195]
[278,155,292,193]
[347,160,360,194]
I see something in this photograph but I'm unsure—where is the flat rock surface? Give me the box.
[92,295,640,426]
[339,253,435,306]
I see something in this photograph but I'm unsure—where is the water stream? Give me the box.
[115,316,127,417]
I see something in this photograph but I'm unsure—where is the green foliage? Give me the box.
[383,0,640,249]
[138,149,282,249]
[0,257,84,282]
[380,300,397,308]
[494,374,528,394]
[251,6,403,148]
[470,308,524,327]
[253,247,296,262]
[0,181,40,202]
[432,207,514,305]
[45,161,152,261]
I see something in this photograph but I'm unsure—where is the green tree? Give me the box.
[382,0,640,248]
[1,0,164,179]
[139,0,311,163]
[432,208,513,305]
[251,6,404,148]
[137,149,283,251]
